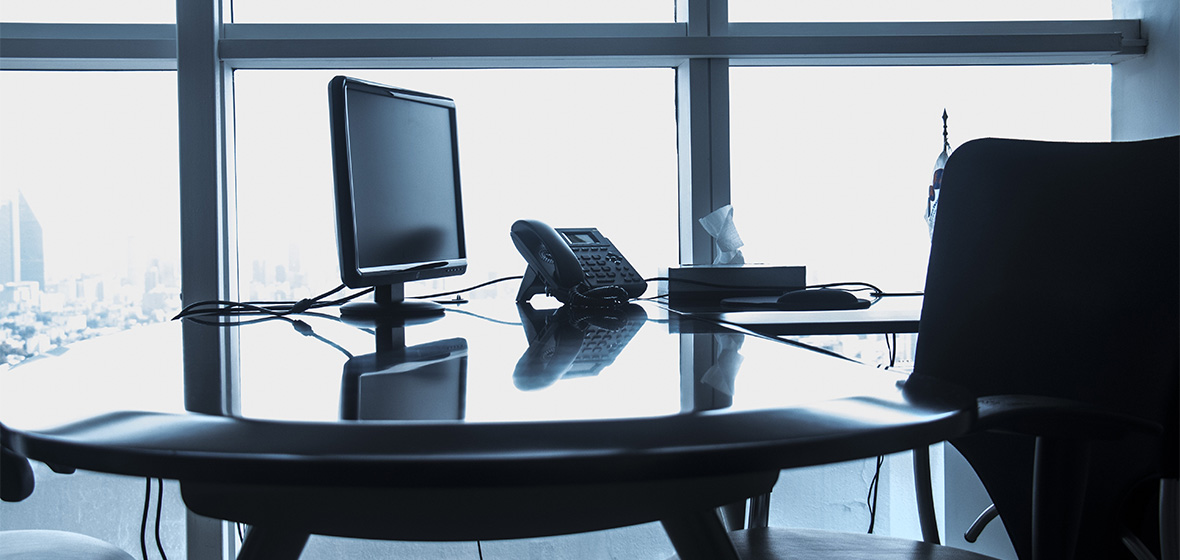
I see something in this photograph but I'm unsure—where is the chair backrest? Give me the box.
[913,136,1179,559]
[916,135,1178,413]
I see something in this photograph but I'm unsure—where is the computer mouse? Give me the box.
[774,288,870,311]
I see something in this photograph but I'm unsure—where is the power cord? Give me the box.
[172,276,525,323]
[867,455,885,534]
[172,283,360,321]
[140,477,168,560]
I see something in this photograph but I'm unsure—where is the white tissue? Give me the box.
[701,333,745,396]
[699,204,745,265]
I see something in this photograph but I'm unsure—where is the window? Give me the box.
[230,0,673,24]
[0,0,173,23]
[730,65,1111,292]
[0,71,184,558]
[0,71,180,366]
[731,0,1111,22]
[233,68,677,301]
[0,2,1147,558]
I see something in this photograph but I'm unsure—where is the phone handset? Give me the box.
[510,219,647,307]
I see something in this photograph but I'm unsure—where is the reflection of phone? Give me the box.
[513,303,647,390]
[510,219,647,307]
[339,338,468,420]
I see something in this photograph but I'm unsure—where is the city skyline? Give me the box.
[0,190,45,289]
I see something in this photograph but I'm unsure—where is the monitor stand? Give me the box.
[339,284,445,322]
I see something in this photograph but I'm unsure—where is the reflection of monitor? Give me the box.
[328,76,467,319]
[339,338,468,421]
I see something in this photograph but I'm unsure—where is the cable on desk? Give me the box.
[443,307,523,327]
[171,283,354,321]
[184,314,355,358]
[415,275,524,302]
[653,302,859,363]
[172,276,526,322]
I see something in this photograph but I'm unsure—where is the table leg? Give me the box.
[661,508,743,560]
[747,493,771,529]
[720,501,747,530]
[237,526,310,560]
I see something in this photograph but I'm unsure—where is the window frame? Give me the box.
[0,3,1148,558]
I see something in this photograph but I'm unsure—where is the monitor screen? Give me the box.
[329,76,467,319]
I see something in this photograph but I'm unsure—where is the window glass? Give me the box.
[0,0,173,23]
[729,65,1110,293]
[0,70,183,557]
[731,0,1110,22]
[232,69,677,303]
[0,72,180,365]
[230,1,673,24]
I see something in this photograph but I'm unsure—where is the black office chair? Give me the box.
[673,135,1179,560]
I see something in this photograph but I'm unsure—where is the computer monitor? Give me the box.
[328,76,467,320]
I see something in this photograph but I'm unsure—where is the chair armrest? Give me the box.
[975,395,1162,440]
[1,446,35,502]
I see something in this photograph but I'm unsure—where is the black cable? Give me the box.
[155,478,168,560]
[477,540,484,560]
[184,314,354,358]
[655,302,860,363]
[443,308,523,327]
[867,455,885,533]
[414,275,524,300]
[141,478,151,560]
[173,276,526,322]
[173,283,352,321]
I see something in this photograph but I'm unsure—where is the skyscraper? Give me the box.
[0,191,46,289]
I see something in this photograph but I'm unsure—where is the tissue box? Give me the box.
[662,264,806,304]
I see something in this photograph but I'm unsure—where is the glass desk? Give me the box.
[0,299,970,560]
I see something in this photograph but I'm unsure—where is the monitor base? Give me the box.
[340,299,445,320]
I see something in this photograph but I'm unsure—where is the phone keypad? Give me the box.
[574,246,643,287]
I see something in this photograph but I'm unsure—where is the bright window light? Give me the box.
[0,0,174,23]
[730,65,1111,292]
[230,1,673,24]
[232,69,678,302]
[731,0,1111,22]
[0,72,180,362]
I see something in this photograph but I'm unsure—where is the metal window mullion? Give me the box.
[0,20,1144,70]
[677,0,730,265]
[177,0,238,556]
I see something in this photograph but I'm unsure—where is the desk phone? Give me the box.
[510,219,647,307]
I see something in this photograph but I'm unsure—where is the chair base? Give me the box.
[668,527,999,560]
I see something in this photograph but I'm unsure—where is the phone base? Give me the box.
[515,267,550,303]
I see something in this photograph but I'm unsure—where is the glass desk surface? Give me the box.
[1,300,926,429]
[0,298,972,500]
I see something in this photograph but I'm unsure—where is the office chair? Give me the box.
[672,135,1179,560]
[2,440,136,560]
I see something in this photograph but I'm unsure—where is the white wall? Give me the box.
[1113,0,1180,140]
